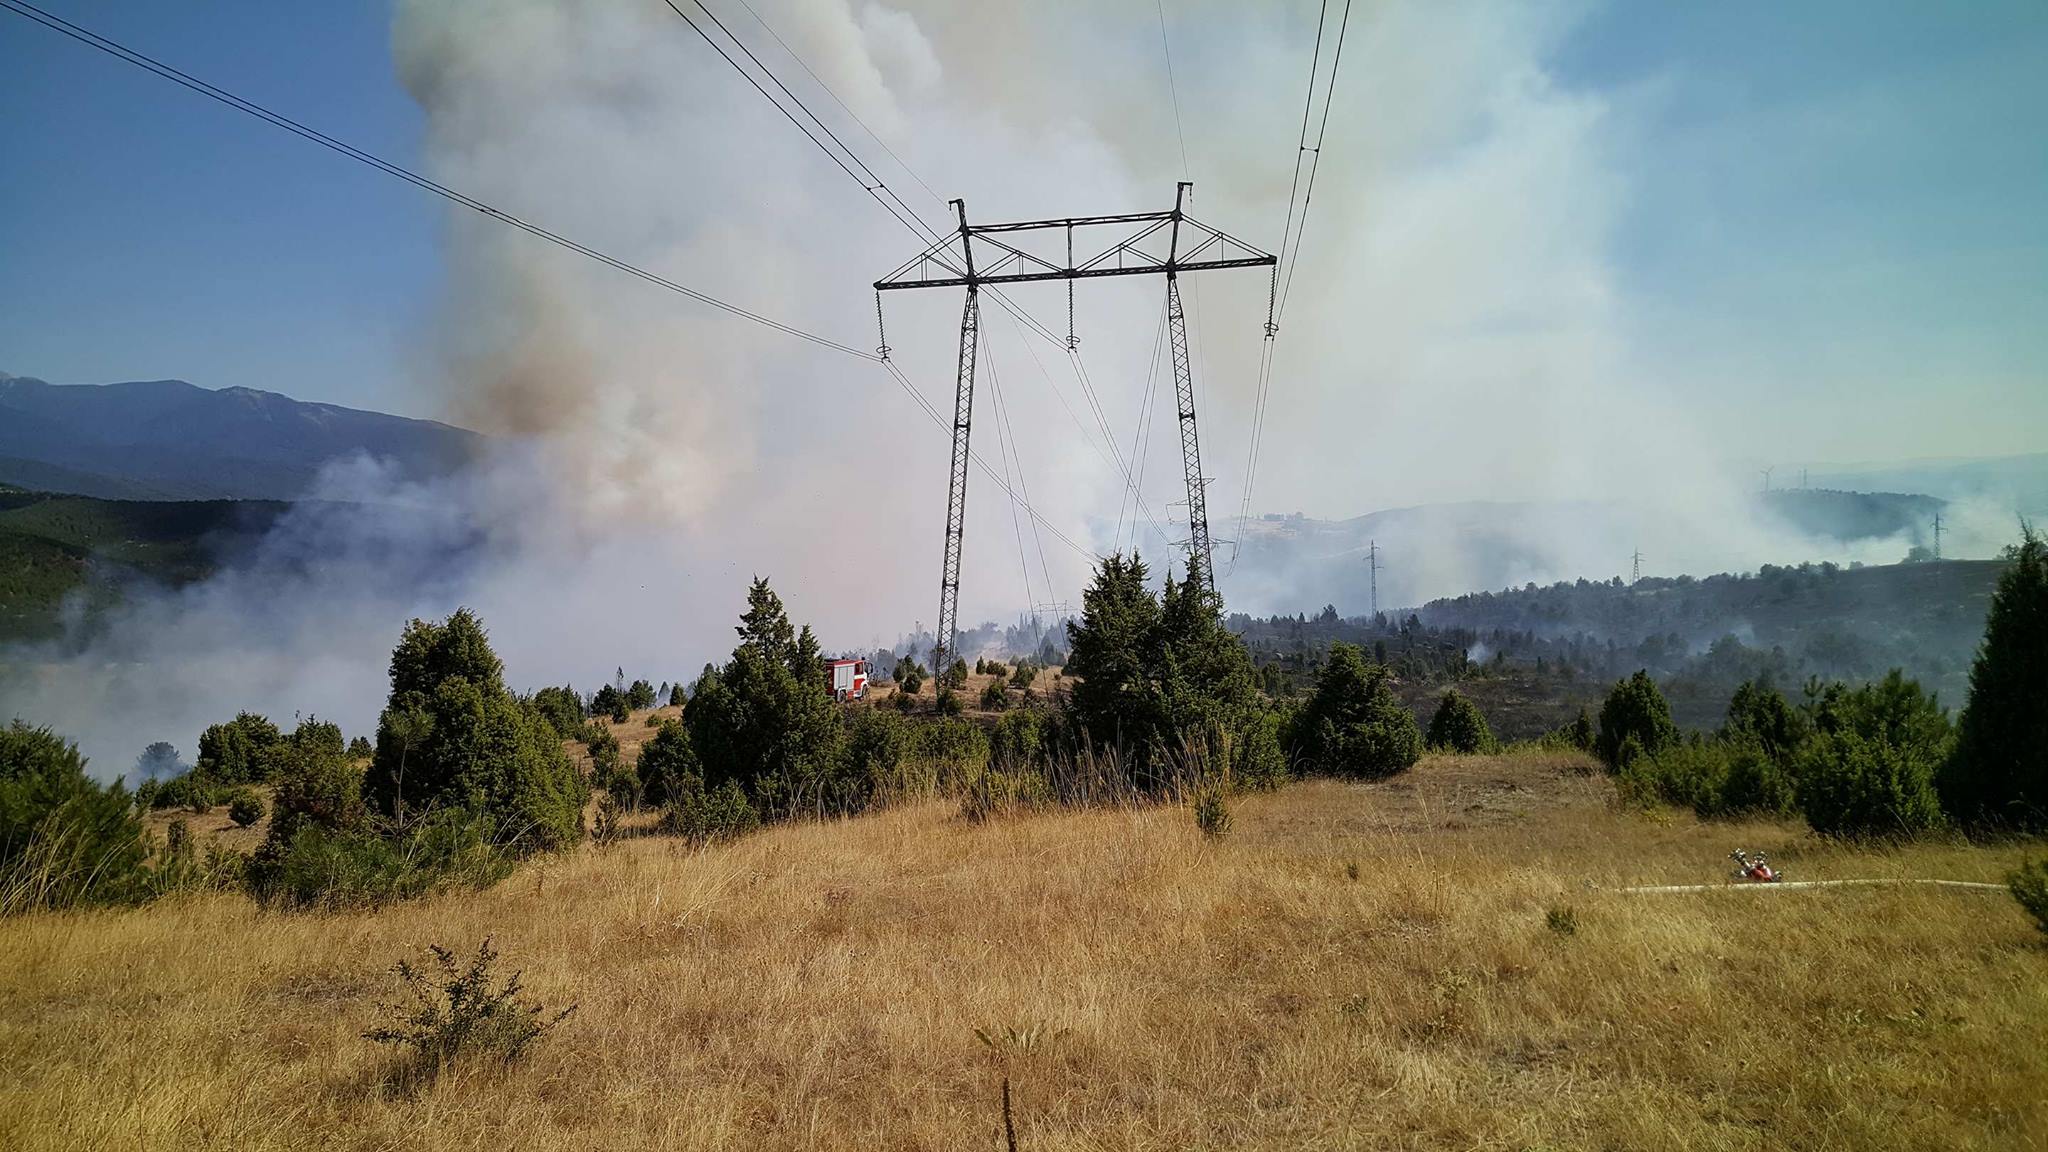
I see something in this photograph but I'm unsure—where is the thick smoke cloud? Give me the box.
[3,1,2010,775]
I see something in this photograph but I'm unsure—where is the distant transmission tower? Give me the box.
[1761,467,1774,493]
[1933,512,1945,560]
[1631,548,1643,584]
[875,184,1275,672]
[1366,539,1382,617]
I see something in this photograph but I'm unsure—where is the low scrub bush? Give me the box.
[662,777,760,844]
[1426,690,1496,754]
[227,789,265,828]
[1192,784,1232,838]
[980,679,1010,711]
[2008,859,2048,938]
[1618,738,1795,818]
[1597,671,1678,771]
[1797,671,1949,838]
[2,721,150,914]
[252,810,513,910]
[364,938,575,1080]
[1289,644,1421,778]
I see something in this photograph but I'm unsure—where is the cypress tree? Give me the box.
[1941,527,2048,829]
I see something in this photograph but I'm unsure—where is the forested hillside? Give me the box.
[1232,558,2005,735]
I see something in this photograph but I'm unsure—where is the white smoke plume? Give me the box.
[3,0,2004,774]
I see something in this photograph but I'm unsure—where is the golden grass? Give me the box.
[3,751,2044,1150]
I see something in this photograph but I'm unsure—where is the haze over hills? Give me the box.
[0,372,481,501]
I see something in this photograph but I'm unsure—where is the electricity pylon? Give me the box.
[1366,538,1382,618]
[875,183,1275,671]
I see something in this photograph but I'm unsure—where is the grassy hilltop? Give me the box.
[2,749,2043,1151]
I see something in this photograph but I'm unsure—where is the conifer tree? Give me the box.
[1941,527,2048,829]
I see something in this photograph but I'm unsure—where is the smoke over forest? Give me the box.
[1,0,2037,776]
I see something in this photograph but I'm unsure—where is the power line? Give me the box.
[1275,0,1354,323]
[1231,0,1353,572]
[1155,0,1191,181]
[0,0,878,362]
[726,0,944,209]
[0,0,1099,563]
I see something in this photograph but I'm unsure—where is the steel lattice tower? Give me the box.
[875,184,1274,672]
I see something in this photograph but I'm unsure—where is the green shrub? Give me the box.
[529,685,585,739]
[663,777,760,843]
[1942,527,2048,830]
[980,679,1010,711]
[1289,643,1421,778]
[1192,785,1232,838]
[1,721,149,914]
[1546,905,1578,936]
[1796,670,1949,838]
[1617,736,1794,818]
[935,688,964,717]
[256,810,512,910]
[150,771,223,813]
[2008,859,2048,938]
[1229,707,1291,791]
[364,938,575,1079]
[1596,671,1678,771]
[194,712,282,785]
[891,688,919,712]
[227,790,265,828]
[1009,662,1039,691]
[1723,679,1808,761]
[626,679,657,711]
[1426,690,1496,753]
[365,609,587,852]
[636,720,697,809]
[347,736,374,759]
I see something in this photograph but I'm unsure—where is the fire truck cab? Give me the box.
[828,658,870,702]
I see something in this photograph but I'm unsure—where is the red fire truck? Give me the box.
[827,658,870,701]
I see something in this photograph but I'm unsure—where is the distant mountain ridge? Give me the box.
[0,372,482,500]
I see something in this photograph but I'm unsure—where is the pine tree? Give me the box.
[1426,689,1496,753]
[1941,526,2048,829]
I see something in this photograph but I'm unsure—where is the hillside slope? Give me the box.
[1,754,2040,1149]
[0,373,481,500]
[0,489,288,643]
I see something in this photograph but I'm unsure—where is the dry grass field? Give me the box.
[3,750,2044,1151]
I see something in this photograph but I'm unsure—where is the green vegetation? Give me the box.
[2009,859,2048,939]
[1288,642,1421,778]
[0,490,288,643]
[1425,689,1496,753]
[363,938,576,1079]
[366,608,586,852]
[1942,526,2048,830]
[1596,671,1678,770]
[1796,672,1950,837]
[1,721,148,913]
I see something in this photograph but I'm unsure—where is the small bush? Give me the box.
[364,938,575,1078]
[593,793,622,847]
[663,777,760,844]
[1009,662,1039,691]
[980,680,1010,711]
[1797,671,1949,838]
[1546,905,1579,936]
[2,722,150,914]
[1426,690,1496,754]
[254,810,512,910]
[936,688,964,717]
[1596,672,1678,772]
[1290,644,1421,778]
[2008,859,2048,938]
[227,790,265,828]
[1192,785,1232,838]
[892,689,919,712]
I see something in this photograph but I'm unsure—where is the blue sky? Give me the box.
[2,0,2044,458]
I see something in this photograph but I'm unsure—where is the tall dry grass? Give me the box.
[1,750,2044,1150]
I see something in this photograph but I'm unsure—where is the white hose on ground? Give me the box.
[1611,878,2007,894]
